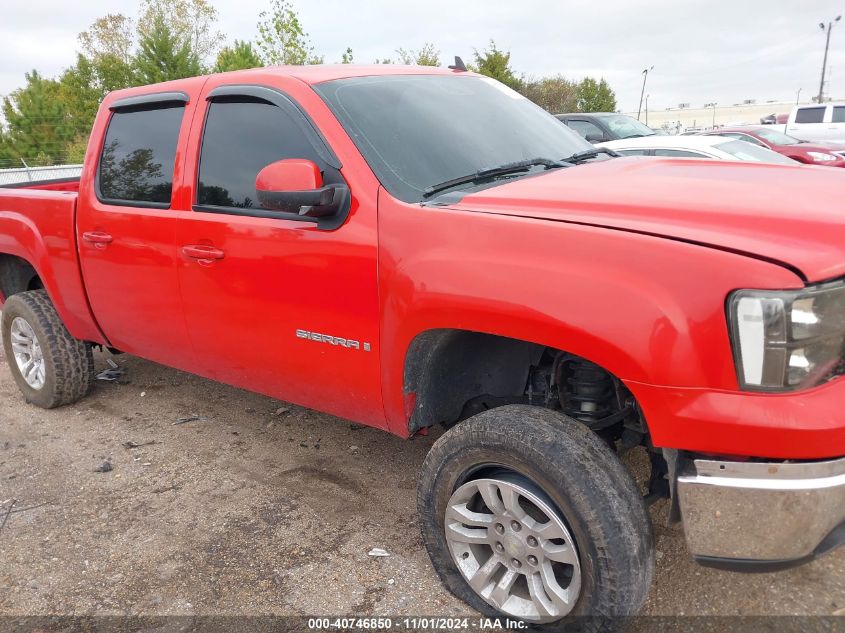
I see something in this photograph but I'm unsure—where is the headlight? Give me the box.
[807,151,839,162]
[728,279,845,391]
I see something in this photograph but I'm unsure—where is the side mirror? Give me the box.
[585,133,605,143]
[255,159,347,219]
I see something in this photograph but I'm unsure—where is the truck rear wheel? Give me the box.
[417,405,654,628]
[1,290,94,408]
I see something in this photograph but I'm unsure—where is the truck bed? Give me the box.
[0,186,104,343]
[0,177,81,192]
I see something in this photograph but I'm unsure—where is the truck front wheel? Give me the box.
[417,405,654,628]
[1,290,94,408]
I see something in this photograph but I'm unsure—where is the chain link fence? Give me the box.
[0,164,83,187]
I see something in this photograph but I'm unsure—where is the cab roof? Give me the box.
[104,64,475,104]
[220,64,469,85]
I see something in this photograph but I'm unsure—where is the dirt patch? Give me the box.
[0,351,842,618]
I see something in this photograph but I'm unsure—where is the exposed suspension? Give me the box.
[557,357,616,425]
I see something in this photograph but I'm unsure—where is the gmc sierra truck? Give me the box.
[1,64,843,627]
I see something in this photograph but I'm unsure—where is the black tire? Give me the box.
[2,290,94,408]
[417,405,654,630]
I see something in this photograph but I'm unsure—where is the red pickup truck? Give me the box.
[1,64,844,625]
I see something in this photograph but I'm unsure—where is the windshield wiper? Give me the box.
[422,157,567,198]
[560,147,620,164]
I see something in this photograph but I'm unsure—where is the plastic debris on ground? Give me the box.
[96,359,125,382]
[173,415,208,425]
[367,547,390,557]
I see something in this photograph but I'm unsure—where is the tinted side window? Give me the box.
[98,106,183,205]
[653,149,706,158]
[566,120,605,140]
[197,97,326,209]
[833,106,845,123]
[795,107,825,124]
[617,149,649,156]
[724,133,764,146]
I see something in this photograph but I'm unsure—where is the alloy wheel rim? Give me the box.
[10,317,45,390]
[444,474,581,623]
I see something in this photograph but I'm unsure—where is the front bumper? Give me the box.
[677,455,845,571]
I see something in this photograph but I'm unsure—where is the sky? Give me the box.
[0,0,843,114]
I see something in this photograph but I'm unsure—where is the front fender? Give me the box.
[377,196,802,435]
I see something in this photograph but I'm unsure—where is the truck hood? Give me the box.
[447,158,845,282]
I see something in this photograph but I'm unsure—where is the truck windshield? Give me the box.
[715,140,798,165]
[600,114,657,139]
[753,128,801,146]
[315,75,593,202]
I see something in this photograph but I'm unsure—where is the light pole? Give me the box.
[818,16,842,103]
[637,66,653,121]
[645,94,650,126]
[704,102,717,129]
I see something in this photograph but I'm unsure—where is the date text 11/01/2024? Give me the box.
[307,617,528,630]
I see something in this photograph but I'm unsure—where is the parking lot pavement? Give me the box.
[0,351,843,619]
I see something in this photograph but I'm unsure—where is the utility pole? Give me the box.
[645,94,649,126]
[818,16,841,103]
[637,66,653,121]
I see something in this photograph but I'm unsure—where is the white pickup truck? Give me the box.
[786,102,845,144]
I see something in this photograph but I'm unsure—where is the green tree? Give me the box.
[0,133,14,165]
[340,47,354,64]
[214,40,263,72]
[395,43,440,66]
[256,0,323,65]
[138,0,221,63]
[0,71,75,165]
[134,13,203,84]
[472,40,521,91]
[58,57,104,148]
[576,77,616,112]
[73,13,139,109]
[64,135,91,164]
[519,75,579,113]
[78,14,135,65]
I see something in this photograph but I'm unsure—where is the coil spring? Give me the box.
[558,358,616,426]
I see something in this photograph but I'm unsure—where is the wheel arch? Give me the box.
[401,327,647,436]
[0,253,44,299]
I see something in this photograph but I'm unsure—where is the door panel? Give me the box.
[175,210,382,424]
[175,82,384,426]
[77,97,196,367]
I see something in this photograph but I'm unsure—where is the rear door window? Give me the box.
[98,105,184,207]
[833,106,845,123]
[794,107,826,124]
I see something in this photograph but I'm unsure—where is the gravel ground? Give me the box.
[0,350,843,626]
